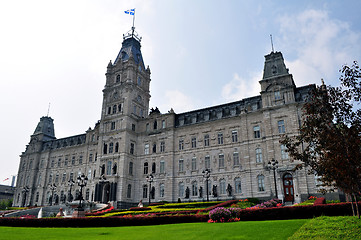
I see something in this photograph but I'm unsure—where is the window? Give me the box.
[57,159,61,167]
[162,120,166,129]
[49,173,53,183]
[112,105,117,114]
[107,107,111,115]
[178,182,184,197]
[152,162,156,174]
[232,130,238,142]
[219,154,225,168]
[109,143,114,153]
[153,121,157,130]
[103,144,108,154]
[204,134,210,146]
[89,153,93,162]
[62,173,66,182]
[144,144,149,154]
[72,156,76,165]
[192,181,198,196]
[51,159,55,168]
[220,179,226,195]
[218,133,223,144]
[254,126,261,138]
[160,160,165,173]
[160,141,165,152]
[118,104,122,112]
[127,184,131,198]
[146,123,149,132]
[191,137,197,148]
[191,157,197,171]
[129,162,133,175]
[281,144,289,159]
[132,124,136,131]
[116,74,120,83]
[205,155,210,169]
[79,156,83,164]
[137,76,141,86]
[37,174,42,186]
[64,158,68,166]
[85,189,90,201]
[115,143,119,152]
[256,148,263,163]
[106,161,112,175]
[69,172,74,181]
[233,152,240,166]
[179,159,184,172]
[258,175,265,191]
[133,105,137,115]
[143,185,148,198]
[275,91,281,100]
[278,120,285,134]
[152,144,156,153]
[40,159,44,168]
[179,139,184,150]
[159,183,165,197]
[143,162,149,174]
[35,192,39,202]
[111,122,116,130]
[88,169,92,180]
[130,143,135,155]
[235,178,242,194]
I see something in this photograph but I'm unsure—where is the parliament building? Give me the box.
[14,29,334,208]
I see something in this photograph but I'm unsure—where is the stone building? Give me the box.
[13,29,337,208]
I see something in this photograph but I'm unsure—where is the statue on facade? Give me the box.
[227,184,233,197]
[185,187,190,199]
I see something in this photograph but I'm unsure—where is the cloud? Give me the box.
[221,72,262,103]
[278,9,361,86]
[156,90,196,114]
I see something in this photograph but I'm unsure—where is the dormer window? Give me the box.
[275,91,281,100]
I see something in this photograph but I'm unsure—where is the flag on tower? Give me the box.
[3,178,9,181]
[124,9,135,15]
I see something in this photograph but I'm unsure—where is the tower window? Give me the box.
[118,104,122,112]
[113,105,117,114]
[154,121,157,130]
[130,143,135,155]
[116,74,120,83]
[278,120,285,134]
[108,107,111,115]
[275,91,281,100]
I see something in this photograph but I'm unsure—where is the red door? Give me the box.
[283,174,294,202]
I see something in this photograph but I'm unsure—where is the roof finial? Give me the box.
[270,34,275,53]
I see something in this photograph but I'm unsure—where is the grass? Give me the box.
[289,216,361,239]
[0,219,307,240]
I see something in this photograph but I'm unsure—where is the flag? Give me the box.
[3,178,9,181]
[124,9,135,16]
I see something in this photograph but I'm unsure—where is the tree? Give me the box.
[280,61,361,217]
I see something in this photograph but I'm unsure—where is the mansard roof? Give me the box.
[114,36,145,69]
[41,134,86,151]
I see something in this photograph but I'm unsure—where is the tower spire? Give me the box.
[270,34,275,53]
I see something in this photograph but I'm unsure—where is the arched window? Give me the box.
[234,178,242,194]
[258,175,265,191]
[152,162,156,174]
[113,105,117,114]
[115,142,119,152]
[143,185,148,198]
[152,144,157,153]
[106,161,112,175]
[159,183,165,197]
[144,162,148,174]
[127,184,132,198]
[116,74,120,83]
[103,144,108,154]
[154,121,157,130]
[109,142,114,154]
[118,104,122,112]
[192,181,198,196]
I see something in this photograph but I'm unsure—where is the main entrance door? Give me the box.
[283,173,294,202]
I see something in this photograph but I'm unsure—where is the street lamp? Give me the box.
[268,158,279,198]
[76,173,88,210]
[49,183,56,206]
[68,179,75,202]
[146,174,153,205]
[202,169,211,202]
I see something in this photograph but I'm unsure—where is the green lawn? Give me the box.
[0,219,307,240]
[289,216,361,239]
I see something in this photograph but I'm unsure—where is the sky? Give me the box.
[0,0,361,186]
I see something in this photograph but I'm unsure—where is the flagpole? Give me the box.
[132,9,136,37]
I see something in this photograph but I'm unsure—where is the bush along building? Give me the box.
[13,28,342,208]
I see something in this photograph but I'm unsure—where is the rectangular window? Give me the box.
[256,148,263,163]
[106,161,112,175]
[275,91,281,100]
[191,137,197,148]
[253,126,261,139]
[71,156,75,165]
[179,182,184,197]
[109,143,113,154]
[51,159,55,168]
[179,159,184,172]
[57,159,61,167]
[218,133,223,144]
[144,144,149,155]
[62,173,66,182]
[233,152,240,166]
[79,156,83,164]
[146,123,150,132]
[162,120,166,129]
[205,155,210,169]
[89,154,93,162]
[111,121,116,130]
[278,120,285,134]
[143,185,148,198]
[132,124,136,131]
[69,172,74,181]
[129,162,133,175]
[219,154,224,168]
[258,175,265,191]
[232,130,238,142]
[64,158,68,166]
[204,134,210,147]
[130,143,135,155]
[160,160,165,173]
[191,157,197,171]
[160,141,165,152]
[281,144,289,159]
[179,139,184,150]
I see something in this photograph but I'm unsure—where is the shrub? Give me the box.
[209,207,232,222]
[129,207,151,211]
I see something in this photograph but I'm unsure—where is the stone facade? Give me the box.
[13,31,338,208]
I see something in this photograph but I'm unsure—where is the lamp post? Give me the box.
[49,183,56,206]
[202,169,211,202]
[68,179,75,202]
[146,174,153,205]
[76,173,88,211]
[268,158,279,198]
